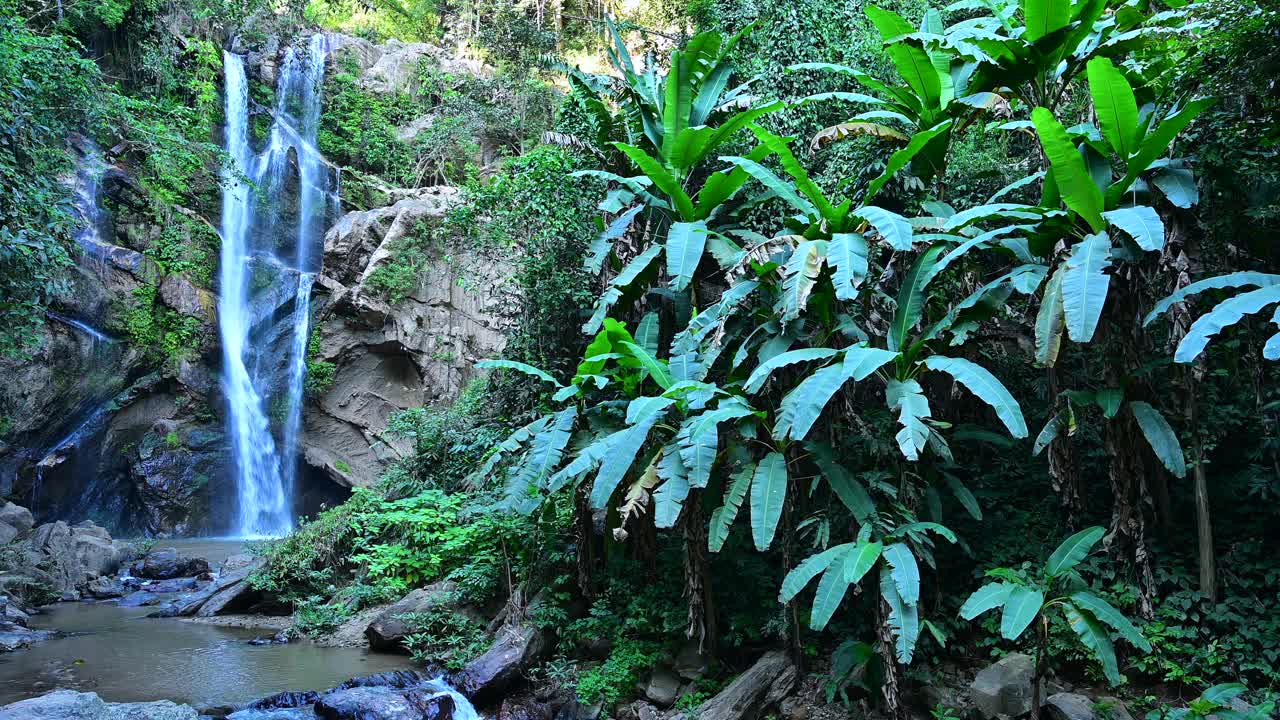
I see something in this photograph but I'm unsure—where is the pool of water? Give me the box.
[0,539,412,708]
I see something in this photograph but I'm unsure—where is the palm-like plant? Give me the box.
[961,527,1152,720]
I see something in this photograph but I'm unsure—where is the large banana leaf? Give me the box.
[1061,232,1112,342]
[959,581,1011,619]
[1129,401,1187,478]
[677,403,757,489]
[1062,602,1121,685]
[615,143,696,218]
[775,347,897,441]
[780,542,848,602]
[1023,0,1071,41]
[589,397,674,508]
[1069,591,1152,652]
[880,566,921,663]
[887,379,932,461]
[585,205,644,273]
[865,121,954,202]
[1145,272,1280,325]
[808,442,877,522]
[828,233,870,301]
[1031,107,1105,232]
[653,443,689,528]
[1035,263,1066,366]
[1045,525,1105,577]
[1103,206,1164,252]
[1175,285,1280,363]
[811,548,857,630]
[708,463,754,552]
[857,205,915,251]
[750,451,789,550]
[921,356,1028,438]
[843,539,884,584]
[476,359,561,386]
[890,245,946,351]
[1087,57,1139,158]
[777,240,828,321]
[666,221,709,292]
[999,585,1044,640]
[744,348,840,393]
[1108,98,1214,205]
[882,542,921,605]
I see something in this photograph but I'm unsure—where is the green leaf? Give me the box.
[1151,168,1197,209]
[654,444,689,529]
[843,540,884,584]
[777,240,827,321]
[477,359,561,386]
[1022,0,1070,41]
[635,313,660,358]
[1087,58,1139,159]
[960,582,1010,619]
[1146,272,1280,326]
[1070,591,1152,652]
[891,245,946,351]
[615,143,696,218]
[1046,526,1105,577]
[677,403,756,489]
[1061,232,1113,343]
[811,552,856,630]
[809,442,877,522]
[1096,388,1123,418]
[1103,206,1164,252]
[888,379,931,461]
[750,452,788,551]
[722,156,818,217]
[620,341,674,390]
[586,206,644,273]
[780,543,846,602]
[775,346,897,441]
[828,233,870,301]
[1036,263,1066,367]
[589,397,674,508]
[880,566,920,663]
[865,121,954,203]
[1110,98,1215,204]
[1000,585,1044,640]
[1175,286,1280,363]
[1129,401,1187,478]
[1062,602,1122,686]
[666,221,709,292]
[1032,412,1063,456]
[1031,107,1105,232]
[944,473,983,520]
[922,356,1028,438]
[882,542,920,605]
[748,125,836,217]
[857,206,914,251]
[709,463,753,552]
[744,348,840,393]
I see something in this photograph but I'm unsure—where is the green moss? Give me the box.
[365,220,434,303]
[335,459,351,474]
[304,332,336,397]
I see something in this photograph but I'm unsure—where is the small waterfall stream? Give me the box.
[220,36,332,538]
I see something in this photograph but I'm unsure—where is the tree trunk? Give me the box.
[1031,616,1048,720]
[683,492,716,654]
[575,482,595,599]
[877,597,906,720]
[1188,386,1217,600]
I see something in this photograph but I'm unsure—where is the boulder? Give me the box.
[84,575,128,599]
[405,690,456,720]
[644,668,682,708]
[173,554,263,617]
[451,620,551,704]
[28,520,123,594]
[971,654,1039,720]
[678,651,797,720]
[1046,694,1134,720]
[0,621,52,652]
[0,503,35,535]
[228,709,316,720]
[118,590,164,607]
[365,581,460,651]
[498,697,551,720]
[158,273,215,321]
[315,687,420,720]
[134,547,211,580]
[0,689,197,719]
[246,690,322,710]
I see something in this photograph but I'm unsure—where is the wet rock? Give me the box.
[134,547,212,580]
[314,687,419,720]
[676,651,797,720]
[0,621,52,652]
[450,621,551,704]
[0,689,198,719]
[644,668,682,707]
[142,576,205,593]
[174,554,263,617]
[247,691,322,710]
[404,690,455,720]
[498,697,551,720]
[336,670,431,690]
[1046,694,1134,720]
[249,630,291,646]
[673,640,709,681]
[28,520,124,594]
[971,653,1039,720]
[0,502,34,544]
[119,590,164,607]
[85,575,128,599]
[159,273,216,321]
[365,581,460,651]
[228,709,317,720]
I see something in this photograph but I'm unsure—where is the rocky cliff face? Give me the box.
[0,34,520,533]
[305,186,517,488]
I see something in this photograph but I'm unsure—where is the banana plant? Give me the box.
[787,5,998,197]
[781,517,956,660]
[1021,56,1213,347]
[961,526,1152,720]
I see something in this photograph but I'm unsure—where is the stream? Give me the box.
[0,540,412,709]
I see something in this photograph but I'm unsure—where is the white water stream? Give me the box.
[219,36,331,538]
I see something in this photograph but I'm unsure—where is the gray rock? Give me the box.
[645,668,682,707]
[119,590,164,607]
[135,547,211,580]
[365,581,459,651]
[158,273,215,320]
[1046,694,1134,720]
[0,621,52,652]
[174,554,262,617]
[0,503,34,535]
[228,709,317,720]
[685,651,797,720]
[451,620,551,704]
[673,640,709,681]
[971,654,1039,720]
[315,687,419,720]
[0,689,197,719]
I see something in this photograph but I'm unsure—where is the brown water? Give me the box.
[0,539,411,709]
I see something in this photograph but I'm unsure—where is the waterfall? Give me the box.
[219,36,332,538]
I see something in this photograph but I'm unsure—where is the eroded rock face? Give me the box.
[28,520,126,596]
[326,37,486,94]
[450,619,551,705]
[365,581,464,651]
[305,187,518,487]
[676,651,797,720]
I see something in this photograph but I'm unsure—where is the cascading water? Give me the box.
[219,36,333,538]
